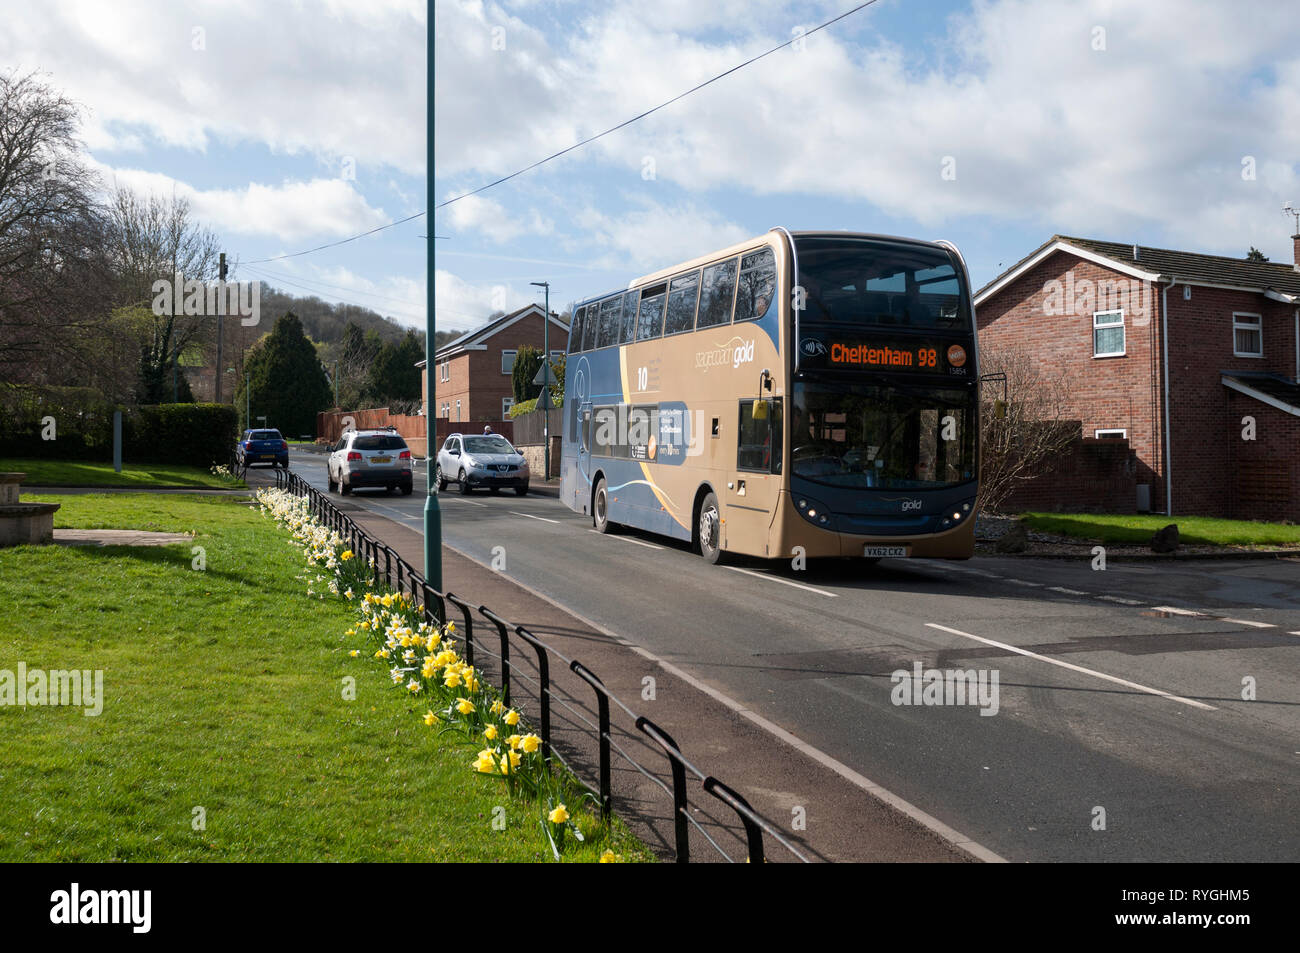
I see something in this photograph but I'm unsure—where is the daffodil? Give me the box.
[599,850,620,863]
[504,709,520,727]
[548,804,569,824]
[444,671,462,689]
[473,751,496,774]
[456,698,475,715]
[348,649,359,658]
[506,734,522,751]
[520,734,540,754]
[341,550,354,561]
[424,710,439,727]
[407,679,422,693]
[483,724,498,741]
[490,700,505,716]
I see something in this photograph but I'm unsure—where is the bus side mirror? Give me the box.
[752,399,768,420]
[993,399,1008,420]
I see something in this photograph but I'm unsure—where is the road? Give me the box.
[288,449,1300,862]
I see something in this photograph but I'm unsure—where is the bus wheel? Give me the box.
[698,491,722,564]
[593,478,614,534]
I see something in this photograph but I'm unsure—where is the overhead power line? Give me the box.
[238,0,879,265]
[435,0,882,210]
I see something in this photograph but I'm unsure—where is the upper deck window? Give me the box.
[735,247,776,323]
[793,237,968,330]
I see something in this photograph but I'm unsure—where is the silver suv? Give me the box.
[327,428,414,495]
[435,432,529,495]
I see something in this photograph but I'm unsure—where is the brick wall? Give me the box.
[998,435,1138,513]
[1225,390,1300,522]
[977,251,1166,512]
[1165,287,1296,517]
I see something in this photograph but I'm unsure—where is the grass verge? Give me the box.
[0,458,243,489]
[0,492,650,861]
[1021,511,1300,547]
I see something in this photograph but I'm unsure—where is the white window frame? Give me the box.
[501,349,517,374]
[440,361,450,382]
[1093,309,1125,358]
[1094,429,1128,439]
[455,399,461,422]
[1232,312,1263,358]
[502,397,514,417]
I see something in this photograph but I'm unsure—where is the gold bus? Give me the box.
[559,228,979,564]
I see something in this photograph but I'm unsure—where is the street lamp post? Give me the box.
[423,31,442,593]
[530,280,550,481]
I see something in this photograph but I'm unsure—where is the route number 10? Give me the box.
[637,366,648,390]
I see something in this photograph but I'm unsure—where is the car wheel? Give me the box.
[593,477,614,534]
[697,491,722,564]
[400,483,413,496]
[340,477,351,496]
[327,469,336,492]
[435,464,448,492]
[458,469,471,494]
[514,484,528,496]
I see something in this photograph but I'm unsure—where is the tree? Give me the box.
[511,345,543,404]
[104,186,220,403]
[333,321,379,408]
[363,329,424,405]
[239,313,332,435]
[1246,246,1269,262]
[977,342,1079,514]
[0,70,115,391]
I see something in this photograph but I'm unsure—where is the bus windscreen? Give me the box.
[794,236,968,330]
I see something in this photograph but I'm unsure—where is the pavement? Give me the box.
[283,447,1300,863]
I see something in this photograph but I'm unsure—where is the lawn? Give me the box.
[0,458,243,489]
[1021,511,1300,547]
[0,493,650,862]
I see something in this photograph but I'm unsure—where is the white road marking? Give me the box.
[443,496,488,507]
[438,541,1001,863]
[724,566,838,598]
[1218,618,1276,629]
[1047,586,1089,595]
[512,511,560,524]
[1096,595,1144,605]
[1150,606,1205,617]
[1289,631,1300,637]
[1006,578,1044,587]
[925,623,1217,711]
[588,530,663,550]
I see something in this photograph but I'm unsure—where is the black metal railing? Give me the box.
[266,469,809,864]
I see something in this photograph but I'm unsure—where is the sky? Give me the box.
[5,0,1299,335]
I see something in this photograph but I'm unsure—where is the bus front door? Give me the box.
[579,402,594,488]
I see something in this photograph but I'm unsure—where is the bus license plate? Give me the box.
[864,546,909,558]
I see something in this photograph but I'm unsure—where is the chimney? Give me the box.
[1293,234,1300,272]
[1132,243,1140,261]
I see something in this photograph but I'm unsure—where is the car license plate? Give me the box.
[260,454,274,460]
[864,545,910,557]
[371,456,390,464]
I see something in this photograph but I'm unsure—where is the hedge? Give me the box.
[125,403,240,468]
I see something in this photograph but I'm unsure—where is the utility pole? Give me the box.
[245,373,250,431]
[215,253,226,403]
[423,21,443,594]
[530,281,551,481]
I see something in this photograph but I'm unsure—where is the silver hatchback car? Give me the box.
[435,432,529,495]
[328,428,414,495]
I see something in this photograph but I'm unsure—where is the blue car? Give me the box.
[237,428,289,468]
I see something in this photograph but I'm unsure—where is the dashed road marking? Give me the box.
[1219,618,1276,629]
[925,623,1217,711]
[725,566,838,598]
[1097,595,1144,605]
[588,530,663,550]
[1150,606,1205,617]
[1048,586,1089,595]
[512,511,560,524]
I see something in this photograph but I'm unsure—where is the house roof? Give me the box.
[415,304,570,366]
[1222,372,1300,417]
[975,235,1300,305]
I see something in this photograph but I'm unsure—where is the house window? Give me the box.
[1093,310,1125,357]
[1233,313,1262,357]
[502,397,514,417]
[441,361,450,382]
[1094,429,1127,439]
[501,350,517,374]
[455,399,462,422]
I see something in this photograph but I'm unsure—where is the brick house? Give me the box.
[975,234,1300,520]
[418,304,568,424]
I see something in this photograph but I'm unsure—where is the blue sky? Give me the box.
[5,0,1298,334]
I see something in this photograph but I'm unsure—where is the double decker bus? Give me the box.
[559,228,979,564]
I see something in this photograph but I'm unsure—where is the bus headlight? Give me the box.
[939,499,977,530]
[794,495,834,530]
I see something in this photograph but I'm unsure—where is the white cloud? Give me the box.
[93,161,390,242]
[572,197,751,273]
[2,0,426,173]
[435,0,1300,258]
[444,193,553,243]
[434,268,540,333]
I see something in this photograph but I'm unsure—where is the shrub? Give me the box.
[126,403,239,468]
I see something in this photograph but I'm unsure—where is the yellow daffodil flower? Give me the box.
[504,709,520,727]
[484,724,498,741]
[520,734,541,754]
[456,698,475,715]
[548,805,569,824]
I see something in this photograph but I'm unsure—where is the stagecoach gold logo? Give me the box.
[947,345,967,367]
[694,336,755,372]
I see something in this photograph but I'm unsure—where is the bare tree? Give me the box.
[104,185,220,402]
[978,342,1079,514]
[0,70,113,389]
